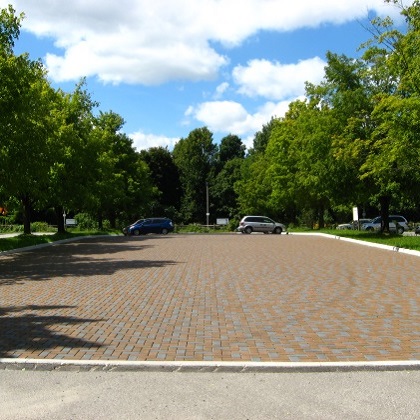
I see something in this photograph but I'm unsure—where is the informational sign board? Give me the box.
[353,207,359,221]
[216,218,229,225]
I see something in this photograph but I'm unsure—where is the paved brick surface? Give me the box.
[1,234,419,362]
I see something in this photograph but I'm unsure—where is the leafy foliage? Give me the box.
[3,1,420,233]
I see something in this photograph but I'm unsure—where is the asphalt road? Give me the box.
[1,369,420,419]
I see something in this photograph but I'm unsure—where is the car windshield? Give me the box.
[132,219,145,225]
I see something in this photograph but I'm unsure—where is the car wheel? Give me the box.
[161,228,169,234]
[133,229,140,236]
[397,226,404,235]
[244,226,253,234]
[366,227,374,231]
[273,227,282,234]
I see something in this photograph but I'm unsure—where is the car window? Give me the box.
[262,217,274,223]
[143,219,152,225]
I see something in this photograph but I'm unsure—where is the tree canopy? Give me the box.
[3,1,420,232]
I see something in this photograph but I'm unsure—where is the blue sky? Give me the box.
[3,0,407,151]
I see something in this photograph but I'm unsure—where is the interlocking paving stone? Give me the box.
[0,234,419,362]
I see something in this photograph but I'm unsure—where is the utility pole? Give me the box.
[206,182,209,226]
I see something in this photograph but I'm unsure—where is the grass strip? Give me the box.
[0,231,118,252]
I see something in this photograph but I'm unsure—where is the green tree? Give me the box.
[139,146,181,219]
[0,5,21,55]
[0,6,58,233]
[305,51,391,226]
[172,127,216,223]
[212,158,244,220]
[332,2,420,231]
[90,111,155,229]
[47,80,99,233]
[249,118,277,155]
[235,120,280,217]
[235,151,272,216]
[210,134,245,220]
[217,134,245,165]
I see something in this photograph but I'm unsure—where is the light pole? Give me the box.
[206,182,209,226]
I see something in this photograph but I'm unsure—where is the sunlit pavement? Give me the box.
[0,232,56,238]
[1,233,419,369]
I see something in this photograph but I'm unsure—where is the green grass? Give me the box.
[321,229,420,251]
[0,230,120,252]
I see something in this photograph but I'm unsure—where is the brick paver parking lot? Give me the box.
[1,234,419,363]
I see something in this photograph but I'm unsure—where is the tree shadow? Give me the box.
[0,236,183,358]
[0,305,103,359]
[0,235,180,285]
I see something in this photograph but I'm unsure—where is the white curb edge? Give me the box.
[1,358,420,373]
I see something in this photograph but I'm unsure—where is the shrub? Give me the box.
[74,213,97,230]
[31,222,51,232]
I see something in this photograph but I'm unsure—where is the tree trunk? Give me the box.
[55,206,66,234]
[379,195,391,234]
[318,204,325,229]
[98,212,103,230]
[108,211,117,229]
[21,194,32,235]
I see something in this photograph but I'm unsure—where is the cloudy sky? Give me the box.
[3,0,407,150]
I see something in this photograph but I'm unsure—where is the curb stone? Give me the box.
[290,232,420,257]
[1,359,420,373]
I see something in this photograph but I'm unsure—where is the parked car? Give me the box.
[237,216,286,234]
[361,215,409,234]
[336,219,372,230]
[123,218,174,236]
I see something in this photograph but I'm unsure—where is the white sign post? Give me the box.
[353,207,359,230]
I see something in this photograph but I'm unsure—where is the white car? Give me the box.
[362,215,409,234]
[336,219,372,230]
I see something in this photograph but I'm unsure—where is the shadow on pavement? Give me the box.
[0,305,103,359]
[0,236,179,285]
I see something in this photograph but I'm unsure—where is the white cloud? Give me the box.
[4,0,410,150]
[6,0,403,85]
[185,53,325,144]
[186,98,297,139]
[233,57,326,100]
[214,82,230,99]
[188,101,251,134]
[129,131,179,151]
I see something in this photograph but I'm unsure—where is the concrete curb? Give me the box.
[1,358,420,373]
[289,232,420,257]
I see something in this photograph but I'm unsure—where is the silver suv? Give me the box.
[362,215,409,234]
[237,216,286,234]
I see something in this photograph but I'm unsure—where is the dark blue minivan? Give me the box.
[123,218,174,236]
